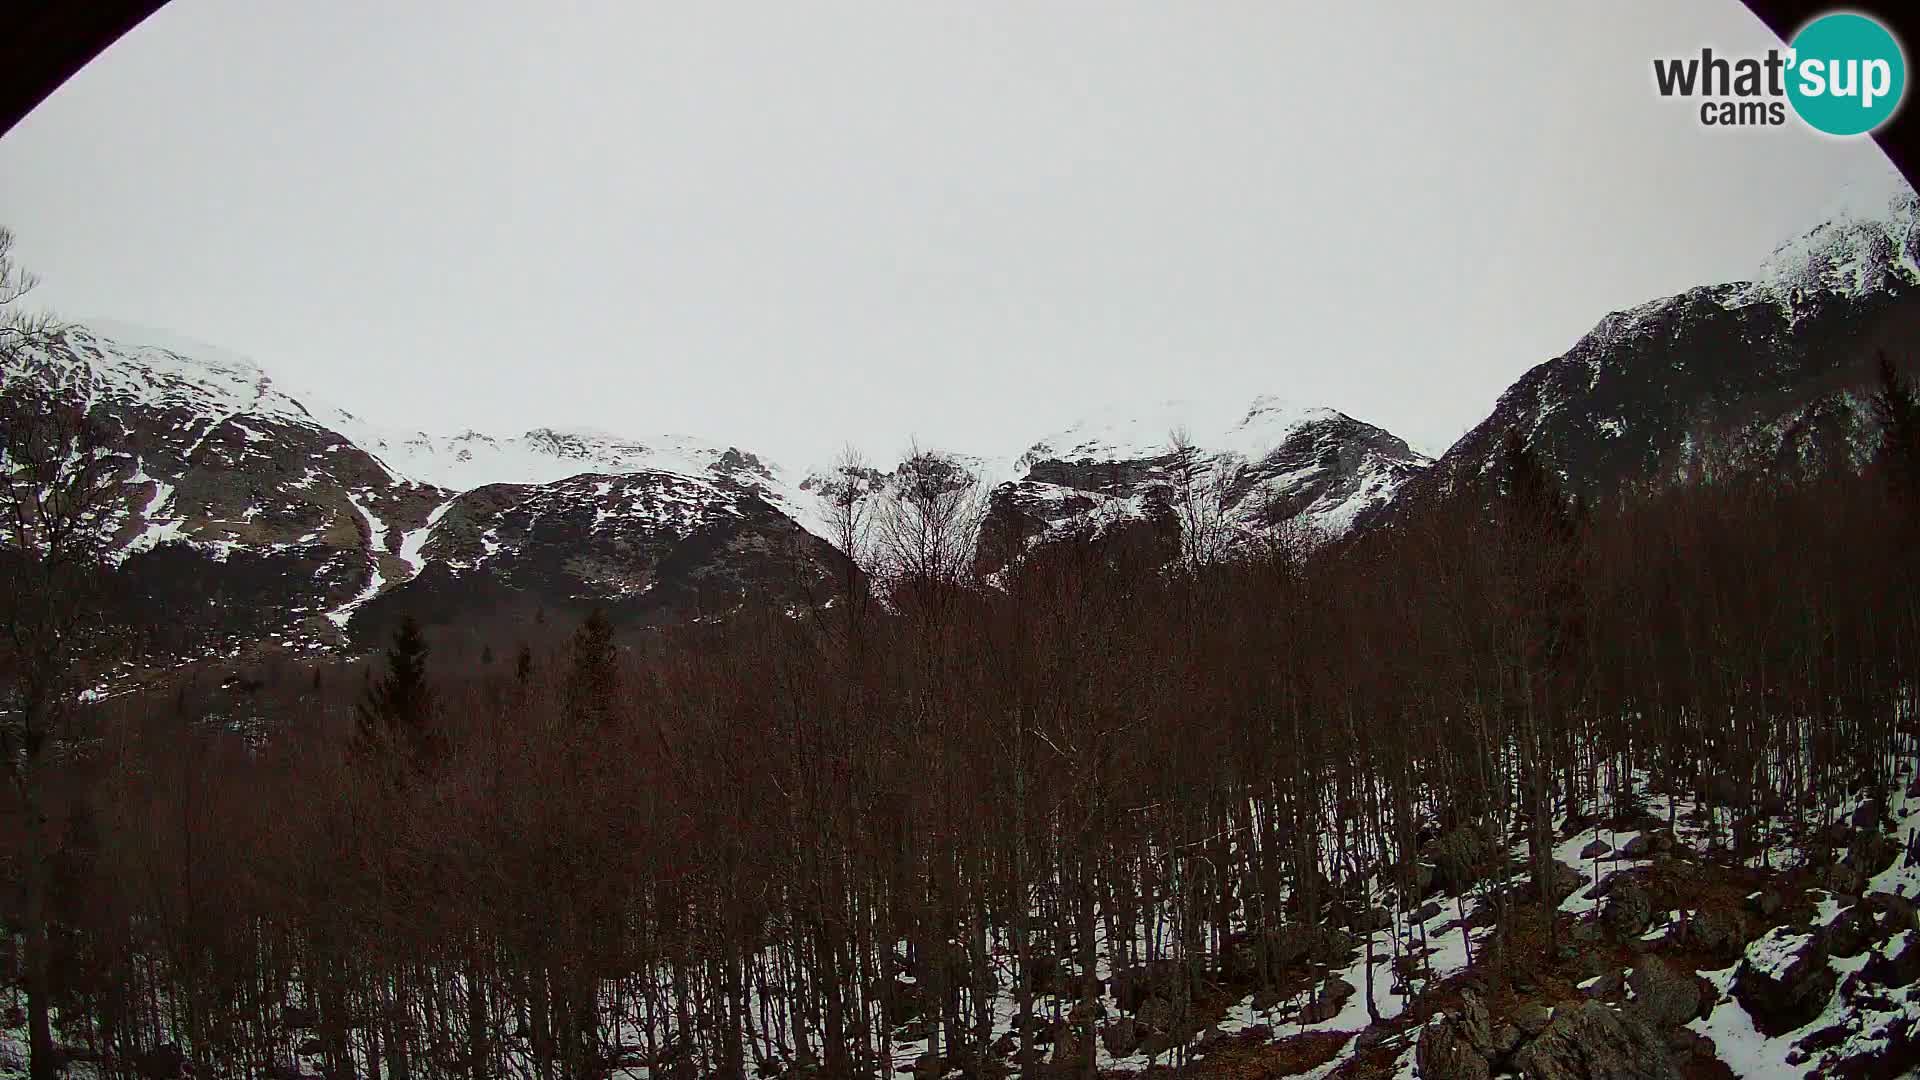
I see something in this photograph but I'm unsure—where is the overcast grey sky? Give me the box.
[0,1,1897,466]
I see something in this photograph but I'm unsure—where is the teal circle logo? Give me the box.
[1787,13,1906,136]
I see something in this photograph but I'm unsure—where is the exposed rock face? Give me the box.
[1457,990,1496,1057]
[1,323,431,655]
[1541,860,1586,906]
[1863,931,1920,989]
[14,167,1919,664]
[1510,1001,1678,1080]
[347,472,840,644]
[1680,909,1749,963]
[1296,977,1356,1024]
[1512,1002,1553,1038]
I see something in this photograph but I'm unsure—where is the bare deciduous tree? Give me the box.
[1166,427,1242,573]
[874,443,987,615]
[818,443,882,622]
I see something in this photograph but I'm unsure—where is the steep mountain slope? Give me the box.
[0,322,432,655]
[1399,164,1920,512]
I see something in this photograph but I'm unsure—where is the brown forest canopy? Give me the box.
[3,355,1917,1078]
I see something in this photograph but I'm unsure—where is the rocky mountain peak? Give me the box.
[1737,161,1920,308]
[1386,163,1920,521]
[980,394,1429,569]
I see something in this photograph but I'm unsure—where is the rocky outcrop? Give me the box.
[1679,908,1749,963]
[1626,958,1701,1029]
[1416,1013,1492,1080]
[1510,1001,1677,1080]
[1600,875,1655,940]
[1296,978,1355,1024]
[349,471,841,643]
[1732,928,1836,1038]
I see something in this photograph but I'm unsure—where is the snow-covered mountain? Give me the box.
[1,320,1425,653]
[1382,162,1920,519]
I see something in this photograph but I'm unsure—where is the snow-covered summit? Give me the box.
[1403,155,1920,531]
[983,392,1429,560]
[1019,394,1342,470]
[347,425,783,493]
[12,320,315,429]
[1737,159,1920,306]
[40,320,800,500]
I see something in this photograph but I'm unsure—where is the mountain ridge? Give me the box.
[4,319,1425,653]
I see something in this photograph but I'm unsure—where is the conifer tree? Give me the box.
[1872,352,1920,504]
[1498,426,1573,543]
[357,615,437,768]
[564,608,618,728]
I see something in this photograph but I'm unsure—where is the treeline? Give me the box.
[5,360,1920,1080]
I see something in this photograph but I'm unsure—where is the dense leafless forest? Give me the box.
[4,283,1919,1080]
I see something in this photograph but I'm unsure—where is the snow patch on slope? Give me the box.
[396,502,453,577]
[329,490,391,628]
